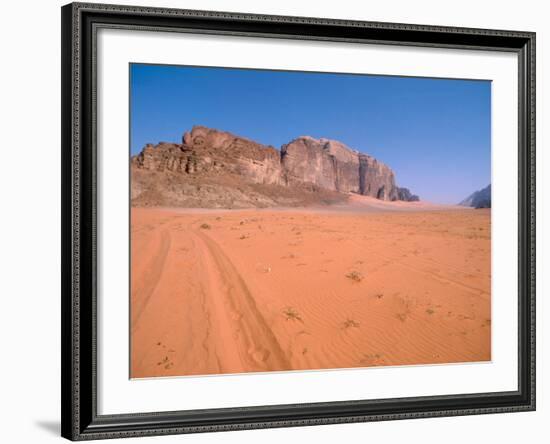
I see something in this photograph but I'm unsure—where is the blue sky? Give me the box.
[130,64,491,204]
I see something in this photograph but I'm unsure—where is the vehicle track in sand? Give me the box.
[191,226,291,373]
[131,229,171,330]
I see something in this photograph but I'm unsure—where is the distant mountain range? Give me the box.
[131,126,419,208]
[459,184,491,209]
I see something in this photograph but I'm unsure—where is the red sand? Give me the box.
[130,203,491,378]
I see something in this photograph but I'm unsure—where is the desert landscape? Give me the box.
[130,126,491,378]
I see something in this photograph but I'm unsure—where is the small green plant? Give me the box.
[396,313,407,322]
[346,271,363,282]
[283,307,303,322]
[200,223,211,229]
[342,318,360,329]
[157,356,169,366]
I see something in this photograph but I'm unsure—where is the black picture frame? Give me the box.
[61,2,536,440]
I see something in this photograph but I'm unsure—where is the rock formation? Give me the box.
[280,136,400,200]
[459,184,491,209]
[395,187,420,202]
[131,125,419,208]
[133,126,283,185]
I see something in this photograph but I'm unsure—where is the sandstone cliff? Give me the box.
[131,126,419,208]
[280,136,401,200]
[133,126,282,185]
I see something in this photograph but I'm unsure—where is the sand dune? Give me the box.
[130,203,491,378]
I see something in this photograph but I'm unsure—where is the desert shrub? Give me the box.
[346,271,363,282]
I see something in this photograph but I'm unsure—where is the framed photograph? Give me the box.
[61,2,536,440]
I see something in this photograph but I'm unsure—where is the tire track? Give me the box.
[393,259,489,296]
[131,229,171,330]
[364,248,489,296]
[192,228,291,373]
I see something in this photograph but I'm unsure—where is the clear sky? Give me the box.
[130,63,491,204]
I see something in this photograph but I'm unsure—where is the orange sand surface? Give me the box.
[130,204,491,378]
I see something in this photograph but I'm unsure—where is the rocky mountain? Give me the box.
[459,184,491,209]
[395,187,420,202]
[131,125,419,208]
